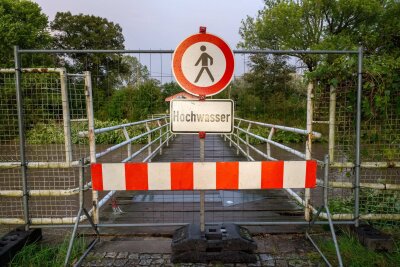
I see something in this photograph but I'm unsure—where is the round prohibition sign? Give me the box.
[172,33,234,96]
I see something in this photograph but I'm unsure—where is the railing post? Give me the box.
[267,127,275,159]
[84,71,99,224]
[246,123,252,159]
[236,120,242,155]
[165,118,170,146]
[157,120,162,155]
[14,46,30,231]
[305,81,314,221]
[146,122,152,161]
[60,68,72,164]
[122,127,131,158]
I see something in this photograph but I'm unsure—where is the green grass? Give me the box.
[316,228,400,267]
[9,236,87,267]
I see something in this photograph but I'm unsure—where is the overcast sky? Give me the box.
[33,0,264,50]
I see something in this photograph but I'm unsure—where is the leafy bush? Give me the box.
[26,119,157,145]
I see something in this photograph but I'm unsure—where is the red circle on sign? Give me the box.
[172,33,234,96]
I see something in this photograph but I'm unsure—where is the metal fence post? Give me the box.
[355,46,363,227]
[305,81,314,221]
[84,71,99,225]
[14,46,30,231]
[60,68,72,163]
[328,85,336,162]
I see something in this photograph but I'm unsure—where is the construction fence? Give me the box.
[0,47,399,231]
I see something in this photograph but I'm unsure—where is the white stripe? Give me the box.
[193,162,216,190]
[238,162,261,189]
[283,161,306,188]
[102,163,126,190]
[148,163,171,190]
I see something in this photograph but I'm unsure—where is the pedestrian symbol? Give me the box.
[194,45,214,83]
[172,32,234,96]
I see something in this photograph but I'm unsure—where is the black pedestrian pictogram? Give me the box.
[194,45,214,83]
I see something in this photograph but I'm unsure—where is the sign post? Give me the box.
[172,27,235,234]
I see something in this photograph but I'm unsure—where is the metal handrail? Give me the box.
[78,116,168,137]
[236,118,322,138]
[95,123,167,159]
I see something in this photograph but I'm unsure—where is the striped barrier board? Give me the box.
[91,161,317,191]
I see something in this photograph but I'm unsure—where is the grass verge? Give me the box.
[316,228,400,267]
[9,235,87,267]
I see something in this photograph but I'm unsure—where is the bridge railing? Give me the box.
[81,115,173,224]
[224,117,327,220]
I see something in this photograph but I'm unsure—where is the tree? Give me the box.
[118,55,150,87]
[243,55,296,101]
[0,0,51,67]
[239,0,382,71]
[50,12,128,111]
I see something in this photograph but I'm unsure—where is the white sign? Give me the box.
[170,100,234,134]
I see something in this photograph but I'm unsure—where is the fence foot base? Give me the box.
[171,223,257,264]
[350,223,394,252]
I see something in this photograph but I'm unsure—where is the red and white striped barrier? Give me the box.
[91,161,316,191]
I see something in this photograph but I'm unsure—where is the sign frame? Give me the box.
[172,33,235,97]
[170,99,234,134]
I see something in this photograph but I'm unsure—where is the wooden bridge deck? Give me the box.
[99,134,306,234]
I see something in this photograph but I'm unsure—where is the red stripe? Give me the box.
[125,163,148,190]
[261,161,284,189]
[216,162,239,189]
[305,160,317,188]
[171,162,193,190]
[91,163,103,191]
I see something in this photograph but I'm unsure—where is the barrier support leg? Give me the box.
[306,155,343,267]
[64,159,99,267]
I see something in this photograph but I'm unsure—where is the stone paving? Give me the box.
[80,234,325,267]
[82,251,321,266]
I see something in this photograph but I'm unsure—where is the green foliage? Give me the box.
[329,189,400,216]
[26,119,150,145]
[0,0,52,67]
[50,11,128,112]
[239,0,383,71]
[317,228,399,266]
[118,55,150,87]
[98,80,164,121]
[9,236,87,267]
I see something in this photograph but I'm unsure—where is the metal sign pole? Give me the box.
[199,132,205,233]
[199,93,206,234]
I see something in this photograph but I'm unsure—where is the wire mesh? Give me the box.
[0,70,24,220]
[2,49,398,228]
[314,73,400,224]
